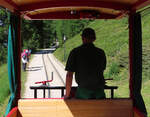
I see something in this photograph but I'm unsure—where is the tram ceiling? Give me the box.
[0,0,150,19]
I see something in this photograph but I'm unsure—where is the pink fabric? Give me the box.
[21,52,27,57]
[21,52,25,57]
[24,49,27,52]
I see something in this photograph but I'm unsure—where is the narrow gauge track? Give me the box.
[42,51,65,98]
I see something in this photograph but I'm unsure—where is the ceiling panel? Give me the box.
[0,0,150,19]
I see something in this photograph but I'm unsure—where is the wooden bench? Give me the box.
[9,99,133,117]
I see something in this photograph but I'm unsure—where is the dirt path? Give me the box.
[23,53,46,98]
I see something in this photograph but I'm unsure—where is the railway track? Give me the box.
[41,50,65,98]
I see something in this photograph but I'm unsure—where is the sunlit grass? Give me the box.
[0,64,9,105]
[0,56,30,116]
[54,16,150,116]
[0,96,10,117]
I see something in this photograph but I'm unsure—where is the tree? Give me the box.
[43,20,56,48]
[0,8,9,65]
[21,19,91,51]
[54,20,91,47]
[21,20,44,50]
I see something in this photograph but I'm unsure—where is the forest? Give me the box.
[0,7,90,65]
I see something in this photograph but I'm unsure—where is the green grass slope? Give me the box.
[54,18,130,96]
[0,62,28,117]
[0,64,9,117]
[0,64,9,105]
[54,14,150,115]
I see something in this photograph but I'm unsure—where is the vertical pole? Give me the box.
[63,35,66,62]
[129,12,147,116]
[64,42,66,61]
[111,89,114,99]
[43,89,46,98]
[16,13,21,101]
[62,89,64,97]
[129,12,134,99]
[34,89,37,98]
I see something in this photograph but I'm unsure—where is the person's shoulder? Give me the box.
[95,46,105,52]
[70,45,82,53]
[94,46,105,56]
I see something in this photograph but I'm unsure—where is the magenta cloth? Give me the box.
[21,52,27,57]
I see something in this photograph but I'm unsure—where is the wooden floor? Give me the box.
[17,99,133,117]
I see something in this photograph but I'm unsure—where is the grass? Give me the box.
[142,80,150,114]
[0,64,9,105]
[54,15,150,116]
[0,96,10,117]
[21,63,28,97]
[21,54,33,97]
[0,54,30,117]
[0,64,9,117]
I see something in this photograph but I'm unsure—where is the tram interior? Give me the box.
[6,17,138,117]
[0,0,149,117]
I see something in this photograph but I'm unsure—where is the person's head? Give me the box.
[81,28,96,44]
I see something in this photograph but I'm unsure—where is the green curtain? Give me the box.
[5,13,21,117]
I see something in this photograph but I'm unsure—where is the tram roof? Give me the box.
[0,0,150,19]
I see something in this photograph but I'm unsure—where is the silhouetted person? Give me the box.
[64,28,106,99]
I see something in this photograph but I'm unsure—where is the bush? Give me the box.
[23,37,40,52]
[0,45,7,65]
[108,62,120,79]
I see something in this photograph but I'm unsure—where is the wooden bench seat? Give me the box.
[15,99,133,117]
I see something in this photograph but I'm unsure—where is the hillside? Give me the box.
[54,13,150,115]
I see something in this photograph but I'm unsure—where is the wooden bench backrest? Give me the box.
[18,99,133,117]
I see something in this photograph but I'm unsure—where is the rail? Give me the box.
[30,85,118,99]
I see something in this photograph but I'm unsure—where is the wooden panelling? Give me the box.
[12,0,138,6]
[1,0,149,19]
[18,99,133,117]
